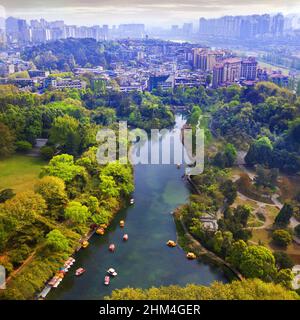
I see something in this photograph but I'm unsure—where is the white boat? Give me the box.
[75,268,86,276]
[107,268,118,277]
[130,198,135,205]
[109,244,115,252]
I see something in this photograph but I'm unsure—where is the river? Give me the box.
[48,114,226,300]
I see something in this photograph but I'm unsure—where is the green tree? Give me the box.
[272,229,292,247]
[46,229,69,252]
[99,175,120,198]
[40,146,56,160]
[100,162,134,197]
[91,208,112,225]
[275,269,294,289]
[0,123,15,157]
[92,107,116,125]
[227,240,247,268]
[1,191,46,229]
[274,203,293,227]
[212,231,223,254]
[87,196,99,215]
[34,176,68,216]
[239,245,277,281]
[254,165,278,188]
[245,137,273,166]
[49,115,81,155]
[224,143,237,167]
[220,180,237,205]
[64,201,90,224]
[274,251,294,270]
[40,154,87,184]
[189,106,202,127]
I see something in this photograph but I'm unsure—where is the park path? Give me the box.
[235,152,300,234]
[6,250,36,284]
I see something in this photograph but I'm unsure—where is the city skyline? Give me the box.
[1,0,300,26]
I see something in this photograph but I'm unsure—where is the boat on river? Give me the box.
[104,276,110,286]
[81,241,89,248]
[107,268,117,277]
[130,198,135,205]
[109,244,115,252]
[186,252,197,260]
[96,227,105,235]
[75,268,86,276]
[123,234,128,241]
[166,240,177,247]
[120,220,125,228]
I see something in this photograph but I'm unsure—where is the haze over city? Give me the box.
[1,0,300,26]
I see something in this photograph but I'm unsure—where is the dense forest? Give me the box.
[21,38,117,70]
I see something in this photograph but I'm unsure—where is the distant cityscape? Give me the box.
[0,36,294,93]
[0,13,299,44]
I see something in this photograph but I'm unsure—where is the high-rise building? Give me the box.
[192,48,224,71]
[223,58,241,83]
[29,19,51,42]
[5,17,29,43]
[182,23,193,36]
[212,63,224,88]
[271,13,284,36]
[199,13,283,39]
[64,25,77,38]
[241,57,257,80]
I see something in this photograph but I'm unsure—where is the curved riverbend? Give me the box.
[48,115,227,300]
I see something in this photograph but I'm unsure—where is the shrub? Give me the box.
[46,229,69,252]
[272,229,292,247]
[0,189,15,203]
[15,140,32,153]
[40,146,56,160]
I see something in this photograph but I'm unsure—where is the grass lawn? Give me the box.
[251,229,300,264]
[0,155,46,193]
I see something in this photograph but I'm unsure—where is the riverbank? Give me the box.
[37,197,130,299]
[173,207,243,281]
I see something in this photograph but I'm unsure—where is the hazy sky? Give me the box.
[1,0,300,27]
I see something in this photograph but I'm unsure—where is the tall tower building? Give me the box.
[241,57,257,80]
[271,13,284,36]
[223,58,242,83]
[212,63,224,88]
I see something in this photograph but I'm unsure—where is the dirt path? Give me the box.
[6,250,36,284]
[235,155,300,233]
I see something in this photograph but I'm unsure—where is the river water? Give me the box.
[48,114,226,300]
